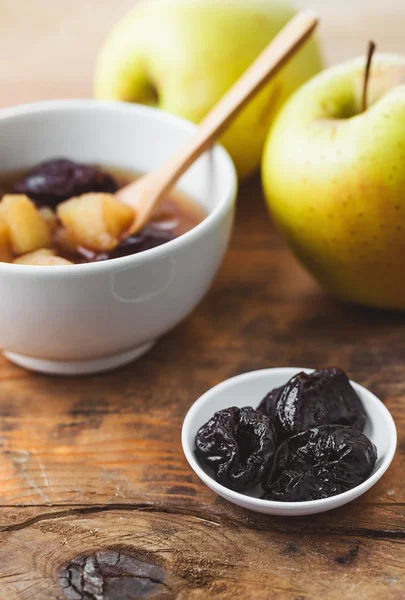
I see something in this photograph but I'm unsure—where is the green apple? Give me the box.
[94,0,322,179]
[262,54,405,310]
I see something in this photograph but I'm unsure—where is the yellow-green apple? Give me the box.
[94,0,322,179]
[262,54,405,310]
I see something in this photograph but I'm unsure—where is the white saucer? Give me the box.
[182,367,397,516]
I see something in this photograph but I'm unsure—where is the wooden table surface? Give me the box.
[0,1,404,598]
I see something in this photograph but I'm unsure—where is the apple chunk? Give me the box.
[0,221,13,262]
[39,207,59,234]
[14,249,73,266]
[1,194,51,255]
[53,227,79,256]
[57,193,134,251]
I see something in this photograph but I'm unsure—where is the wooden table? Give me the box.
[0,1,404,598]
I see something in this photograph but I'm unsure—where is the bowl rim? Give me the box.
[0,99,237,277]
[181,367,397,512]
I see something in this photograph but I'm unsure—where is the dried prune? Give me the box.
[263,425,377,502]
[257,386,282,421]
[12,159,118,208]
[259,367,367,440]
[195,406,277,492]
[109,226,175,258]
[77,226,175,262]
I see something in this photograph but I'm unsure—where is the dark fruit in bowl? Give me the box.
[107,226,175,259]
[258,367,367,440]
[12,159,118,208]
[77,226,175,262]
[257,386,282,422]
[262,425,377,502]
[195,406,277,492]
[193,368,378,502]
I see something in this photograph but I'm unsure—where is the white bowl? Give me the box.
[182,367,397,516]
[0,100,237,375]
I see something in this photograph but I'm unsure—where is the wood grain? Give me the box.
[0,1,404,599]
[0,507,404,600]
[0,178,404,599]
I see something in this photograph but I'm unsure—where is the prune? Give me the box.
[12,159,118,208]
[77,226,175,262]
[195,406,277,492]
[263,425,377,502]
[109,226,175,258]
[259,367,367,440]
[257,386,282,421]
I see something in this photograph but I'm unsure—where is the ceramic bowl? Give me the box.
[0,100,237,375]
[182,367,397,516]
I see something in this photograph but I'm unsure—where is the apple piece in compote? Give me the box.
[53,227,80,257]
[0,194,51,255]
[57,192,134,252]
[14,248,73,266]
[39,206,59,234]
[0,220,13,263]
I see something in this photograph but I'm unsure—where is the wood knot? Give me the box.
[335,543,360,565]
[59,549,171,599]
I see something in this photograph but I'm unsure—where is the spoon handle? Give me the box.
[124,10,318,232]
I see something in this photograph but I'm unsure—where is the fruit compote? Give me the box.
[0,159,207,266]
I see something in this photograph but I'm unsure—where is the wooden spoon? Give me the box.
[117,10,319,235]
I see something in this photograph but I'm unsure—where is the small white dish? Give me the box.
[182,367,397,516]
[0,99,237,375]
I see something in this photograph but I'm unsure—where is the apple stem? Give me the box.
[362,40,376,113]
